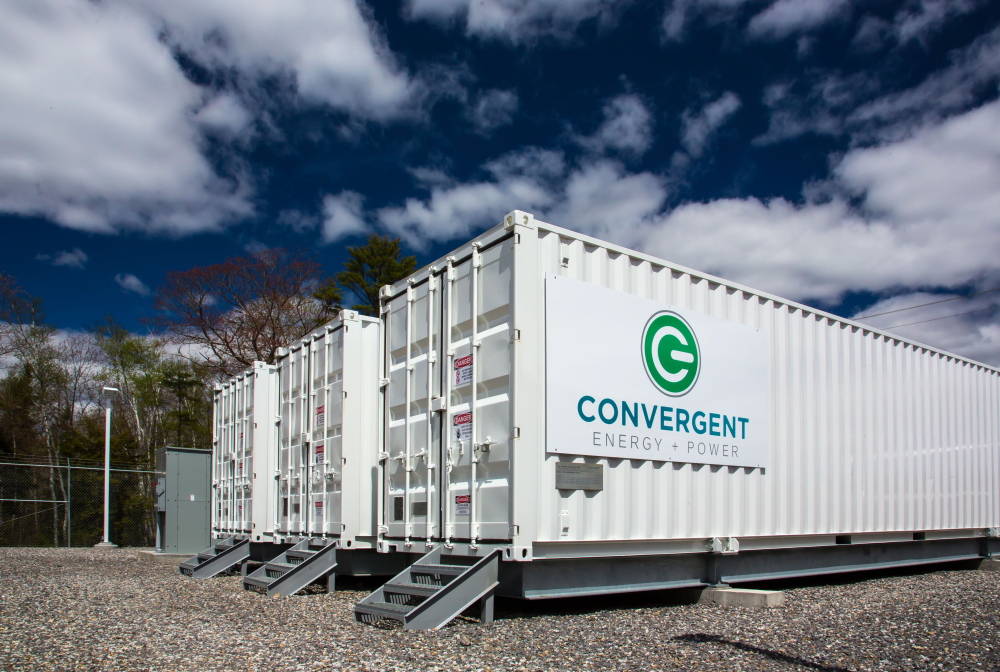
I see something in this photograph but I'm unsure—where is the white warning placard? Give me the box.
[314,500,323,518]
[315,444,324,465]
[454,355,473,387]
[455,495,470,516]
[315,405,325,428]
[453,412,472,443]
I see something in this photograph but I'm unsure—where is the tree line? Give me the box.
[0,234,416,472]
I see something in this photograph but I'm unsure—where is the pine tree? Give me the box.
[336,234,417,316]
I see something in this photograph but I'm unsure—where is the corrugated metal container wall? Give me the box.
[212,362,279,541]
[276,312,381,547]
[379,211,1000,559]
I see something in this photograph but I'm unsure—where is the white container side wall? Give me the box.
[211,362,279,541]
[381,212,1000,554]
[276,312,381,547]
[525,222,1000,546]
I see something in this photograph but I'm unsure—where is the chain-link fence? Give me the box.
[0,455,155,547]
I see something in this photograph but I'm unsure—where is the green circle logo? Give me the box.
[642,311,700,396]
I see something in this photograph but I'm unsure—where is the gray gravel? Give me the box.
[1,547,999,671]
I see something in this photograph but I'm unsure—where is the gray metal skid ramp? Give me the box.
[179,538,250,578]
[354,549,500,630]
[243,540,338,597]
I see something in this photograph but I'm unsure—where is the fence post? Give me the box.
[67,457,72,548]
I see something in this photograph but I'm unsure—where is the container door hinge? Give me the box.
[511,329,521,342]
[510,525,520,537]
[379,378,390,388]
[378,525,388,534]
[378,452,390,461]
[512,426,521,438]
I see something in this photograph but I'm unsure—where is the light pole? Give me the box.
[94,386,120,548]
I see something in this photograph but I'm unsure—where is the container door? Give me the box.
[309,329,344,537]
[385,280,441,540]
[235,375,252,533]
[278,345,310,536]
[383,238,514,544]
[441,241,514,542]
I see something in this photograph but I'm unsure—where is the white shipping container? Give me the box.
[275,311,381,548]
[378,210,1000,582]
[212,362,279,542]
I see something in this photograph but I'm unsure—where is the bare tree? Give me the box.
[148,249,342,378]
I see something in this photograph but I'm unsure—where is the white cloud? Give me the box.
[0,0,253,235]
[322,191,368,243]
[662,0,754,42]
[748,0,851,40]
[547,161,667,245]
[468,89,519,133]
[758,23,1000,146]
[194,93,253,138]
[115,273,151,296]
[893,0,982,44]
[851,291,1000,367]
[580,94,654,158]
[0,0,426,238]
[848,25,1000,139]
[277,209,319,233]
[135,0,414,118]
[378,175,553,249]
[679,92,742,158]
[484,147,566,181]
[646,101,1000,307]
[35,248,88,270]
[406,0,621,43]
[243,240,269,254]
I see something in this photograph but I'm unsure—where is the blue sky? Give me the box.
[2,0,1000,365]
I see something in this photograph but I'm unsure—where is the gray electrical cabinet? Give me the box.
[155,446,211,554]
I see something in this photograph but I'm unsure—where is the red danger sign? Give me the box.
[453,413,472,425]
[455,495,470,504]
[455,355,473,368]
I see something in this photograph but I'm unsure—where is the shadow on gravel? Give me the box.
[675,634,854,672]
[491,587,704,622]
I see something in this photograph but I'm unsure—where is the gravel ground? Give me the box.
[1,547,998,672]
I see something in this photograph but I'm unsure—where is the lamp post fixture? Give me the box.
[94,386,120,548]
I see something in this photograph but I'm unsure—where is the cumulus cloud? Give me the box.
[194,93,253,139]
[679,92,741,158]
[0,0,253,235]
[758,23,1000,145]
[893,0,983,45]
[405,0,621,43]
[579,94,654,158]
[747,0,851,40]
[0,0,422,238]
[277,209,319,233]
[851,291,1000,366]
[467,89,519,133]
[662,0,753,42]
[648,101,1000,304]
[135,0,414,118]
[115,273,151,296]
[35,248,88,270]
[321,191,368,243]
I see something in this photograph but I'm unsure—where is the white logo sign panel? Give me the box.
[545,275,768,468]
